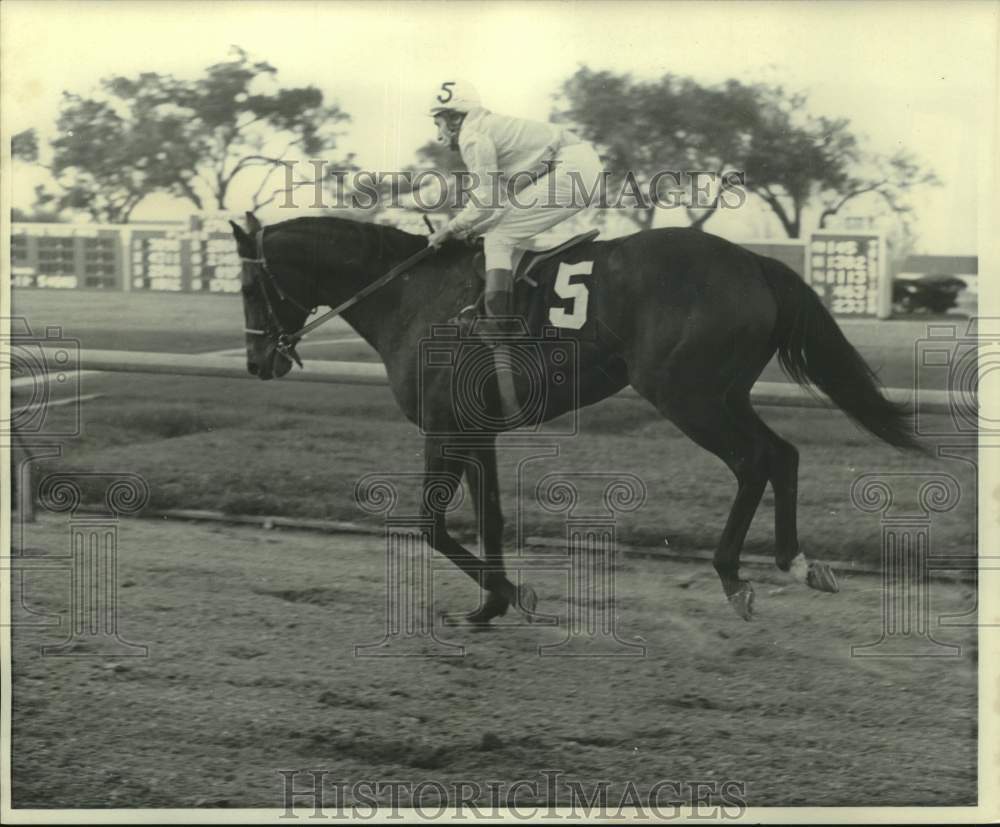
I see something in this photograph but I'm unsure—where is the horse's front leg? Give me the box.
[461,438,513,624]
[421,436,536,622]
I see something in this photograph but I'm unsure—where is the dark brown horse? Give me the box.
[230,212,921,622]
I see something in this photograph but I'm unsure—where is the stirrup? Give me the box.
[449,291,487,334]
[448,303,479,335]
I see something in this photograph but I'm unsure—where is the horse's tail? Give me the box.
[757,255,925,452]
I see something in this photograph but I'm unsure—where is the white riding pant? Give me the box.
[482,142,604,272]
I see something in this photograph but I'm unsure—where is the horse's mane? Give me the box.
[268,214,417,243]
[264,214,472,262]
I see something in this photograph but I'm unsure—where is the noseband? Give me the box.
[240,227,438,370]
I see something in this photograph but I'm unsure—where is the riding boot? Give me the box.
[482,268,514,335]
[482,269,521,426]
[452,269,516,337]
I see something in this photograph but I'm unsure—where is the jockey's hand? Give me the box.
[427,226,454,248]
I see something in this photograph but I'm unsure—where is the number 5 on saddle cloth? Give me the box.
[458,228,600,342]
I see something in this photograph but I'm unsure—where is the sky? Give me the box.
[3,0,997,253]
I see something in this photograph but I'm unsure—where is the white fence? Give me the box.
[39,346,954,414]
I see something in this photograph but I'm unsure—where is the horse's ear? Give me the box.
[229,220,248,243]
[245,211,262,234]
[229,220,253,257]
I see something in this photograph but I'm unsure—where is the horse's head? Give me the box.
[230,212,316,380]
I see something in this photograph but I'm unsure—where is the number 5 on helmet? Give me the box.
[429,79,481,115]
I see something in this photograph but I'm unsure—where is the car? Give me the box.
[892,273,968,314]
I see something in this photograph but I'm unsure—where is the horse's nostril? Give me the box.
[248,361,259,376]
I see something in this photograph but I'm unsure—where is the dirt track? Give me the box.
[11,515,977,808]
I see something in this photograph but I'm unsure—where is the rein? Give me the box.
[242,228,436,367]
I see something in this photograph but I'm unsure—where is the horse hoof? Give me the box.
[464,592,510,626]
[516,583,538,622]
[727,582,755,621]
[789,553,809,584]
[806,562,840,593]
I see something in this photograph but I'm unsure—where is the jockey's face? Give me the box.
[434,112,462,150]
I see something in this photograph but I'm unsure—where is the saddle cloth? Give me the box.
[515,229,601,341]
[461,228,601,342]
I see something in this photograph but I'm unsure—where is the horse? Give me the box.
[230,211,922,622]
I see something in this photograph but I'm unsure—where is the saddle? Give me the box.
[470,229,600,285]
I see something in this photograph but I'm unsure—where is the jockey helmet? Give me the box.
[429,79,481,116]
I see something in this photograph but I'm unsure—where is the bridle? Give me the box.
[240,227,437,369]
[241,229,314,367]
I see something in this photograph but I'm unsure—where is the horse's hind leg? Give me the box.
[761,421,799,572]
[651,391,770,620]
[756,417,838,593]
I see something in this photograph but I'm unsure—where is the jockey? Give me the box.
[425,80,604,324]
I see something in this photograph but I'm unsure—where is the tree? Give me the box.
[11,129,39,163]
[24,47,352,222]
[400,140,468,218]
[17,120,155,224]
[12,186,67,223]
[739,86,939,237]
[553,67,938,238]
[736,88,847,238]
[816,149,940,230]
[11,131,65,222]
[360,139,469,229]
[153,47,353,210]
[43,93,181,222]
[553,68,754,231]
